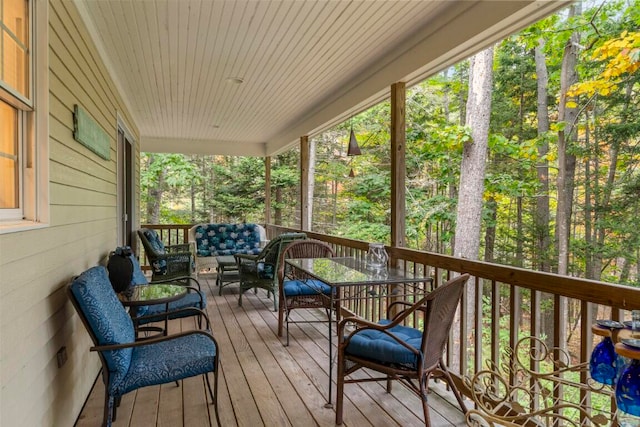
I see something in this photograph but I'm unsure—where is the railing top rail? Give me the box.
[139,223,640,309]
[266,224,640,310]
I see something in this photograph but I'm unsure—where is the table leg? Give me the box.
[164,302,169,336]
[218,265,224,295]
[325,289,334,408]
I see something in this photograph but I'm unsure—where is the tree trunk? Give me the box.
[516,196,523,267]
[453,47,493,259]
[307,138,316,229]
[484,197,497,263]
[452,47,493,372]
[553,3,581,355]
[191,179,196,223]
[534,38,552,272]
[594,82,633,280]
[584,115,595,280]
[275,187,282,225]
[146,154,165,224]
[533,38,556,346]
[555,4,580,276]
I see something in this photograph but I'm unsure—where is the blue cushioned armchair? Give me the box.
[68,266,221,427]
[335,273,470,426]
[107,247,207,331]
[138,228,194,281]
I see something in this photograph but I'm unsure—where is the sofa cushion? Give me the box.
[194,223,262,257]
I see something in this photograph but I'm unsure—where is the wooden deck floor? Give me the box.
[75,274,467,427]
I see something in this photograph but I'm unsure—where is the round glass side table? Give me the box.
[119,284,188,337]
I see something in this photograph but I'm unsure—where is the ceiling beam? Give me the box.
[141,137,267,157]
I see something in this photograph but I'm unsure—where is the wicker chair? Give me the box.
[335,273,470,426]
[277,239,336,345]
[235,232,307,310]
[138,228,193,281]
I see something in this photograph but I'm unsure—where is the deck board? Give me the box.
[75,275,467,426]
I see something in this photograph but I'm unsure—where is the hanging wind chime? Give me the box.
[346,125,361,177]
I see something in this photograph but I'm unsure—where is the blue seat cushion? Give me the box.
[114,332,217,395]
[283,279,332,296]
[136,290,207,324]
[344,319,423,367]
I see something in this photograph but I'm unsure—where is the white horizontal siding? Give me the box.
[0,0,139,425]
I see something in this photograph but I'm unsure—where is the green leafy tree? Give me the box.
[140,153,200,224]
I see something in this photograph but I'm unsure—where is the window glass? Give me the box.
[0,0,48,229]
[0,99,18,208]
[1,0,30,98]
[0,0,33,223]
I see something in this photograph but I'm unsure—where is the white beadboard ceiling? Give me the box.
[74,0,571,157]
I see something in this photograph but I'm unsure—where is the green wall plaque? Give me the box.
[73,104,111,160]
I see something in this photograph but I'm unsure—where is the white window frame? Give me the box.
[0,0,48,233]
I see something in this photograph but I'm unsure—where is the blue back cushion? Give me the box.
[70,266,135,390]
[143,229,165,254]
[194,223,262,256]
[142,230,168,274]
[128,253,149,286]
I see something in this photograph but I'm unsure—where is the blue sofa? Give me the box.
[189,223,265,277]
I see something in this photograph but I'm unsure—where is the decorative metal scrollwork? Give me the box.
[464,336,615,426]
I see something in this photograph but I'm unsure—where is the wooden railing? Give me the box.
[141,223,640,422]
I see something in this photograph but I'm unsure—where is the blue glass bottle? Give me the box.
[590,336,617,385]
[616,359,640,418]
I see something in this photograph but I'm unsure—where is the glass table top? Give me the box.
[119,284,187,305]
[285,257,427,286]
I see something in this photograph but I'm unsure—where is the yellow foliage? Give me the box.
[568,31,640,98]
[546,151,557,162]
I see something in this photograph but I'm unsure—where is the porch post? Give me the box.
[390,82,406,264]
[265,156,271,227]
[300,135,310,230]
